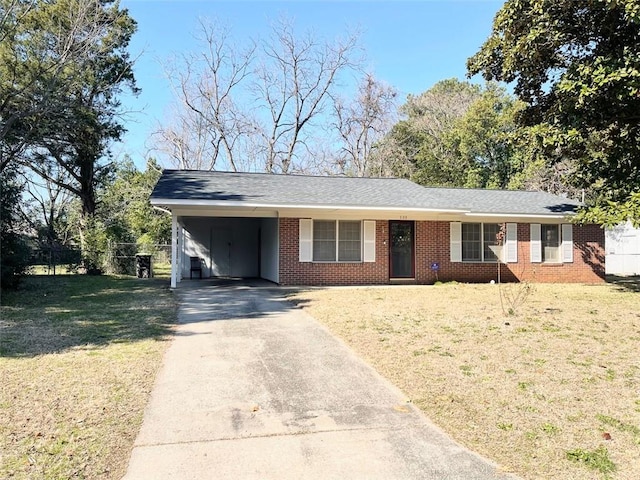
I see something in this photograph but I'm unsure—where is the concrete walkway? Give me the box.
[124,281,516,480]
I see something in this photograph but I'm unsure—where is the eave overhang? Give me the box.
[151,198,575,222]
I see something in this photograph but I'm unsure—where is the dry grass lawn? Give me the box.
[289,280,640,480]
[0,275,175,480]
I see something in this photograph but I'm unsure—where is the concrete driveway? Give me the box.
[124,280,516,480]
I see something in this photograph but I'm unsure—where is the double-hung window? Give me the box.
[483,223,501,261]
[312,220,362,262]
[541,224,560,263]
[337,221,362,261]
[530,223,573,263]
[312,220,337,261]
[462,223,501,262]
[462,223,481,261]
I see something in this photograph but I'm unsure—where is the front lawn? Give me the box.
[289,280,640,480]
[0,275,176,479]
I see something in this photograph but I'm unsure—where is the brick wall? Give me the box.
[413,221,519,284]
[279,218,388,286]
[509,222,605,283]
[415,221,604,284]
[278,218,605,285]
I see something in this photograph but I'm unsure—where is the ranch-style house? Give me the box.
[150,170,605,288]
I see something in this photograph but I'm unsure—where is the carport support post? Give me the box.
[177,225,183,284]
[171,214,178,289]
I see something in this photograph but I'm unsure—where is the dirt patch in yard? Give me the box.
[289,281,640,480]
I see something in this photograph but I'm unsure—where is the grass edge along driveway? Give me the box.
[288,281,640,480]
[0,275,176,480]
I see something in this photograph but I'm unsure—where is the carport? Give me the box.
[167,210,279,289]
[150,171,286,289]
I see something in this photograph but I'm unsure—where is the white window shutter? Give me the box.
[299,219,312,262]
[530,224,541,263]
[562,224,574,263]
[363,220,376,262]
[450,222,462,262]
[505,223,518,263]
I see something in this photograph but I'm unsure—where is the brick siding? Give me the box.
[279,218,388,286]
[278,218,605,286]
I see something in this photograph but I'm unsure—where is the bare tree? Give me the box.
[20,166,74,247]
[519,157,584,199]
[155,16,361,173]
[154,19,255,171]
[332,74,397,176]
[151,104,217,170]
[367,135,415,178]
[252,19,360,173]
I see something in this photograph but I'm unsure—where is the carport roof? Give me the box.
[151,169,581,216]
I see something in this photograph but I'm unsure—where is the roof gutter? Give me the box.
[150,198,470,214]
[152,206,172,215]
[151,199,576,218]
[464,212,573,219]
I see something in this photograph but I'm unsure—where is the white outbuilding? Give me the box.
[606,221,640,275]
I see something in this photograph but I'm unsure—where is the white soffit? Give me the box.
[154,200,572,221]
[151,198,469,214]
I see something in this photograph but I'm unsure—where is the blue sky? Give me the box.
[117,0,504,167]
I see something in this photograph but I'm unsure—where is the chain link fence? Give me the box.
[28,244,172,277]
[29,246,82,275]
[105,243,171,276]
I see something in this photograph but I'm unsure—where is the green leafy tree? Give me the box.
[60,157,170,274]
[385,79,524,188]
[387,79,481,186]
[1,0,130,173]
[0,167,30,289]
[19,0,139,216]
[1,0,69,172]
[1,0,139,269]
[444,83,525,189]
[99,157,171,247]
[468,0,640,223]
[507,124,589,200]
[578,192,640,228]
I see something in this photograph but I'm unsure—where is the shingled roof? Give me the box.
[151,170,581,216]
